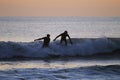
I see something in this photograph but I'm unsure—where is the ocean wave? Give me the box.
[55,65,120,76]
[0,38,120,59]
[0,64,120,80]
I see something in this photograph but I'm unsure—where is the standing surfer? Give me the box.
[53,31,72,45]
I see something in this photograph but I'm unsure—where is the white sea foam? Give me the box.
[0,38,119,59]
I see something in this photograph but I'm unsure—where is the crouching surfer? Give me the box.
[34,34,50,48]
[53,31,73,46]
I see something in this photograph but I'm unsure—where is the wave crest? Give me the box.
[0,38,120,59]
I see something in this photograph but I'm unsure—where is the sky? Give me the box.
[0,0,120,17]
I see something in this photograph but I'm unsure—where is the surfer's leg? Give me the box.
[64,39,67,46]
[60,39,63,44]
[42,43,47,48]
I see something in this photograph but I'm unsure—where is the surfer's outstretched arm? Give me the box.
[34,37,44,41]
[53,34,61,41]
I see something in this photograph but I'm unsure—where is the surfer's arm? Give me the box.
[67,35,73,44]
[53,34,61,41]
[34,37,44,41]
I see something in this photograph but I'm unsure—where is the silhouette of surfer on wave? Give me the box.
[34,34,50,48]
[53,31,72,45]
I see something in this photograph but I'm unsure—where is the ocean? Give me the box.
[0,17,120,80]
[0,17,120,41]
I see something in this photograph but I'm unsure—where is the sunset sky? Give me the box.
[0,0,120,17]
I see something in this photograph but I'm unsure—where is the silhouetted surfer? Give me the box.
[53,31,72,45]
[34,34,50,48]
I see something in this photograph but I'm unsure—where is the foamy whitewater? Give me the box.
[0,38,120,59]
[0,17,120,80]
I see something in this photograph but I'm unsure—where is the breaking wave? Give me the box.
[0,38,120,59]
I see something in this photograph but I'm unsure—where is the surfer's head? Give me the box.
[47,34,50,37]
[64,31,68,34]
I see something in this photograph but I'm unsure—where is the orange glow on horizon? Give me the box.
[0,0,120,16]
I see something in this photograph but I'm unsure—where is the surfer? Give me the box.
[34,34,50,48]
[53,31,72,45]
